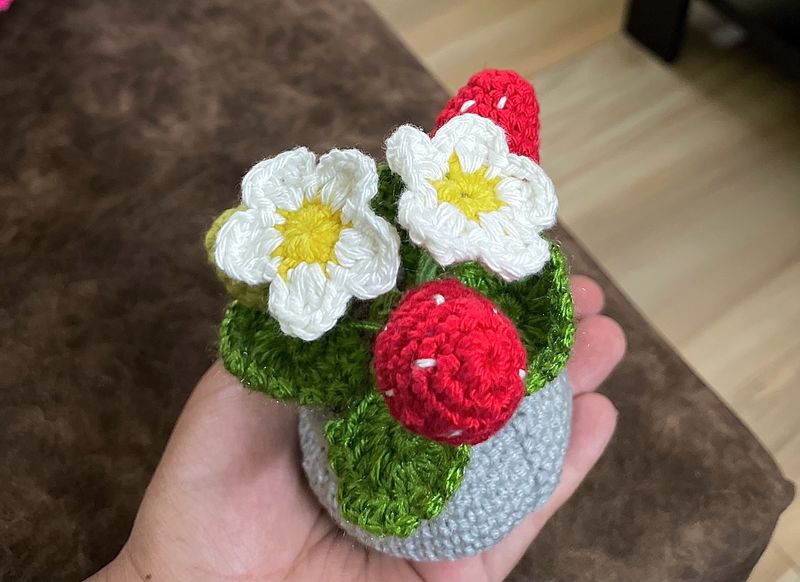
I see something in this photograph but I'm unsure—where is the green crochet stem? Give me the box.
[219,301,373,407]
[325,392,470,538]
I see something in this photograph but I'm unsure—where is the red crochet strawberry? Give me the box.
[374,279,527,445]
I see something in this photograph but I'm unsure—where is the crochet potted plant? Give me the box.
[204,70,575,561]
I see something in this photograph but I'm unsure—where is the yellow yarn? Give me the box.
[274,197,351,280]
[205,205,268,310]
[430,154,504,222]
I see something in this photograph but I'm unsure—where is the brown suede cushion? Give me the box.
[0,1,793,580]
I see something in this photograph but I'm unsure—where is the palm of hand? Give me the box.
[91,276,624,582]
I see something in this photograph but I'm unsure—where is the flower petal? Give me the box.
[480,233,551,282]
[399,192,477,267]
[214,208,282,285]
[495,175,531,207]
[316,149,377,213]
[241,147,317,211]
[333,228,371,268]
[431,113,509,171]
[334,215,401,300]
[476,207,517,239]
[504,153,558,228]
[386,125,448,189]
[268,262,351,340]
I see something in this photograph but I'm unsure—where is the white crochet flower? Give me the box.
[385,113,557,282]
[214,147,400,341]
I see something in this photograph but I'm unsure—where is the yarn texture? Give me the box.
[209,147,400,340]
[299,371,572,559]
[219,301,372,406]
[434,69,541,163]
[324,392,470,537]
[449,243,575,395]
[374,279,527,445]
[385,113,557,282]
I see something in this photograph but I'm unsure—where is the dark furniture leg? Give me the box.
[626,0,692,61]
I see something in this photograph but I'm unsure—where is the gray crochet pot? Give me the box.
[298,371,572,561]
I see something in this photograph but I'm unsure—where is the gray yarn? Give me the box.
[298,371,572,561]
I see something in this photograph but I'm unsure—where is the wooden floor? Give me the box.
[366,1,800,580]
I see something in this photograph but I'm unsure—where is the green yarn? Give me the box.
[448,243,575,394]
[374,163,422,274]
[205,206,268,310]
[414,250,442,286]
[368,288,402,327]
[372,162,401,222]
[325,391,470,538]
[219,301,372,406]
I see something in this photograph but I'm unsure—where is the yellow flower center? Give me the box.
[430,153,505,222]
[273,196,350,280]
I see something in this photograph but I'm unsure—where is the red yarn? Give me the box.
[433,69,541,163]
[373,279,527,446]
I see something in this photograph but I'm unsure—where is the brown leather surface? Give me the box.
[0,1,793,581]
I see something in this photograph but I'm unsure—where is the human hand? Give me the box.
[88,275,625,582]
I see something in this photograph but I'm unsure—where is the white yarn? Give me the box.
[214,147,401,341]
[385,114,558,282]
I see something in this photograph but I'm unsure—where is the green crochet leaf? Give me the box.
[448,243,576,394]
[325,392,470,538]
[368,288,402,326]
[219,301,372,406]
